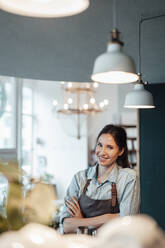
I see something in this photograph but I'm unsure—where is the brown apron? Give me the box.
[78,179,119,218]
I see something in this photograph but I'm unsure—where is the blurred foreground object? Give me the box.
[0,160,58,232]
[0,172,8,218]
[0,214,164,248]
[0,160,24,231]
[23,181,57,225]
[0,223,94,248]
[96,214,165,248]
[0,160,22,182]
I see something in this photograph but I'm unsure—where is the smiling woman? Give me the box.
[60,124,140,234]
[96,134,124,171]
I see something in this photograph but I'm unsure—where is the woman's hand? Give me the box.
[66,197,83,218]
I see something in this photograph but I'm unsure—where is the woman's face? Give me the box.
[95,133,124,168]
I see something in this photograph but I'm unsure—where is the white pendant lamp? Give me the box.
[123,14,164,109]
[0,0,89,18]
[91,29,138,84]
[124,74,155,109]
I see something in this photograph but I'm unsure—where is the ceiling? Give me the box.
[0,0,165,83]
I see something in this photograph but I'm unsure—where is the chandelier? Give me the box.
[52,82,109,139]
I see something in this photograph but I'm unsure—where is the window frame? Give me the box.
[0,77,34,168]
[0,77,18,160]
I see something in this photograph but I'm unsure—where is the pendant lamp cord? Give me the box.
[138,15,142,76]
[138,13,165,77]
[113,0,117,29]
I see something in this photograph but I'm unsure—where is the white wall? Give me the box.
[118,84,137,124]
[88,84,119,151]
[24,79,88,199]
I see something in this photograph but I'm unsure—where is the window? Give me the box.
[0,77,16,150]
[21,86,33,175]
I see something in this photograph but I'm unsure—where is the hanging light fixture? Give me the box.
[0,0,89,18]
[52,82,109,139]
[124,14,165,109]
[91,0,138,84]
[124,73,155,109]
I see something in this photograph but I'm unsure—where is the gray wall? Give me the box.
[0,0,165,82]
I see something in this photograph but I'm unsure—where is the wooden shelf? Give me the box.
[120,124,137,168]
[127,137,136,140]
[121,125,136,128]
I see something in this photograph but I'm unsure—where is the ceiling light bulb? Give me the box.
[93,82,99,88]
[67,98,73,104]
[67,82,72,88]
[83,104,88,110]
[90,98,96,104]
[99,102,104,108]
[92,71,138,84]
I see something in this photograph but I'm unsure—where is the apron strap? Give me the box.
[83,179,91,193]
[111,182,117,207]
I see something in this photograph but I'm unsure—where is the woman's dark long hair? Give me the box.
[96,124,130,168]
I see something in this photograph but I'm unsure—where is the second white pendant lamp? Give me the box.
[124,13,161,109]
[0,0,89,18]
[124,81,155,109]
[91,29,138,84]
